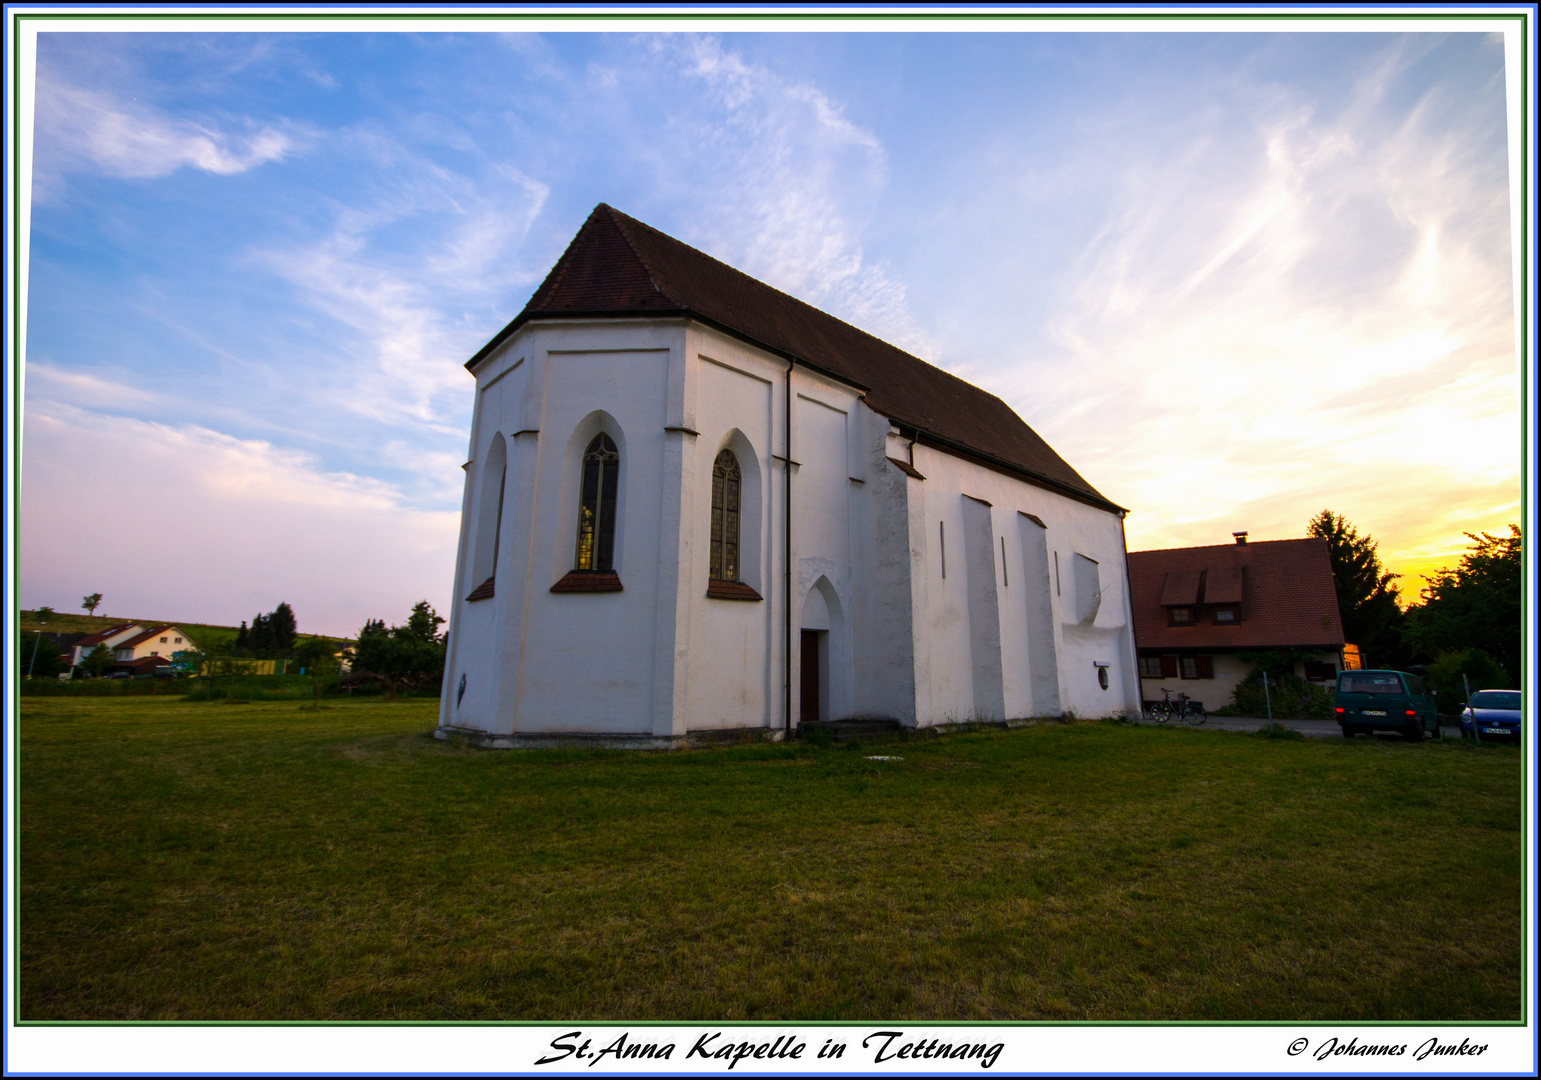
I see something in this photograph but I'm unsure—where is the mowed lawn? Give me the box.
[19,697,1522,1021]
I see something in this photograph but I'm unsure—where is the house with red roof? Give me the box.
[112,625,198,664]
[70,622,144,667]
[1127,533,1347,712]
[439,204,1141,743]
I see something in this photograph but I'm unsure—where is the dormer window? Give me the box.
[1213,607,1238,624]
[1168,607,1193,626]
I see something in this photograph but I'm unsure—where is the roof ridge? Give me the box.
[604,206,1038,422]
[1131,537,1324,554]
[606,204,933,364]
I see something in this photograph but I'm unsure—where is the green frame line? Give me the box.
[3,4,1534,1042]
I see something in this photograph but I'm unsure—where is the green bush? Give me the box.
[1232,671,1333,720]
[1426,649,1509,711]
[1254,722,1305,740]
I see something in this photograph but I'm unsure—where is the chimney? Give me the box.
[1232,531,1248,545]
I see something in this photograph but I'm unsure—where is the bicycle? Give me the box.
[1147,687,1206,725]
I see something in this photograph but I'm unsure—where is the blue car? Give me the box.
[1459,689,1522,742]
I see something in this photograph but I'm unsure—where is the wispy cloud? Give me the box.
[251,140,548,428]
[1006,41,1517,577]
[23,362,165,410]
[598,35,936,358]
[20,401,458,635]
[34,72,298,191]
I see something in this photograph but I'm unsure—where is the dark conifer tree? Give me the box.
[251,613,272,656]
[269,602,297,652]
[235,620,250,653]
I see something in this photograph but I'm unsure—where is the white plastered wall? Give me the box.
[441,319,686,736]
[892,436,1140,724]
[439,315,1139,736]
[678,326,783,732]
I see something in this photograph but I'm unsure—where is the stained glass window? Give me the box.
[574,433,619,571]
[710,449,741,582]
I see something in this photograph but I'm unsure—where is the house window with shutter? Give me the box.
[1139,657,1164,678]
[1181,656,1215,680]
[1160,655,1179,679]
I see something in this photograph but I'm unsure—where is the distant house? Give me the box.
[71,623,144,667]
[112,625,198,664]
[1127,533,1346,712]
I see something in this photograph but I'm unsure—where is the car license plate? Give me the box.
[1364,710,1386,716]
[1483,727,1508,735]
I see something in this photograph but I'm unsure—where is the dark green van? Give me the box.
[1335,670,1439,741]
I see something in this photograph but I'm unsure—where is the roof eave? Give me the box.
[900,426,1127,516]
[468,311,1120,516]
[468,308,872,396]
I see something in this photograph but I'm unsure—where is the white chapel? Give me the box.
[437,204,1140,744]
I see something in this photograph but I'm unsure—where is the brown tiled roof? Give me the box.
[1129,538,1345,651]
[75,622,141,648]
[117,655,170,670]
[1158,570,1201,607]
[470,204,1118,511]
[115,625,178,650]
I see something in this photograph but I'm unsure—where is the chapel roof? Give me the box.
[1128,538,1346,652]
[468,203,1118,511]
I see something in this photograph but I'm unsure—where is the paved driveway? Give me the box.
[1133,714,1457,740]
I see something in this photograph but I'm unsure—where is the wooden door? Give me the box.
[800,630,821,725]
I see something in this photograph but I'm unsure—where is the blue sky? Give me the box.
[19,26,1520,637]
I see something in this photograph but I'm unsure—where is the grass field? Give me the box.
[18,697,1522,1021]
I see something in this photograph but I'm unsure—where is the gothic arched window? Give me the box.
[710,449,741,582]
[574,433,619,571]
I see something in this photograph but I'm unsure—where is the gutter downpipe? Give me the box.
[784,359,794,737]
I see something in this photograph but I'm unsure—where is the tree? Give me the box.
[1425,648,1508,710]
[269,602,298,653]
[235,620,250,653]
[35,606,56,621]
[81,643,116,678]
[250,613,272,655]
[246,603,298,658]
[291,636,339,676]
[1307,511,1404,667]
[20,632,68,679]
[82,593,102,617]
[1403,526,1520,680]
[404,600,445,644]
[351,604,446,699]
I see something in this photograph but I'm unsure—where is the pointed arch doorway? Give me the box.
[800,630,822,726]
[799,579,838,726]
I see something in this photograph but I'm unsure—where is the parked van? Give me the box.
[1335,670,1439,741]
